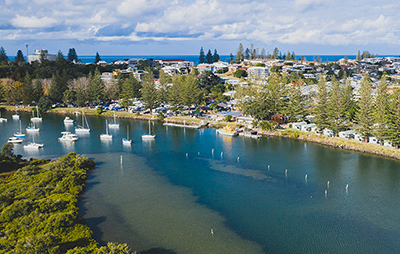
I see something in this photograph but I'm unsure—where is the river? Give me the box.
[1,110,400,253]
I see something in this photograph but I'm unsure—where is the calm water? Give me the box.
[1,111,400,253]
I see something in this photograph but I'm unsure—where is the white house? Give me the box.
[383,140,395,148]
[368,136,380,145]
[292,121,307,130]
[354,134,365,142]
[247,67,270,80]
[338,130,355,139]
[301,123,316,132]
[323,128,334,137]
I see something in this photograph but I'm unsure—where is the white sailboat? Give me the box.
[58,131,78,141]
[14,120,25,138]
[8,137,23,143]
[75,111,90,133]
[100,120,113,140]
[0,111,7,122]
[31,106,42,122]
[24,135,43,149]
[12,107,19,119]
[142,119,155,140]
[26,122,39,132]
[63,116,74,124]
[122,125,131,145]
[108,111,120,128]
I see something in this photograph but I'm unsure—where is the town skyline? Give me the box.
[1,0,399,56]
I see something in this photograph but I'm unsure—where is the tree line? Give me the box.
[236,73,400,147]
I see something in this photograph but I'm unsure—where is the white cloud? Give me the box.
[11,15,57,28]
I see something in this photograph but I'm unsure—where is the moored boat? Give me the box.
[58,131,78,141]
[216,125,238,136]
[8,137,23,143]
[63,116,74,123]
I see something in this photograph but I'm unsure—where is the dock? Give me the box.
[163,119,208,129]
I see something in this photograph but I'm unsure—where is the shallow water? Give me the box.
[1,111,400,253]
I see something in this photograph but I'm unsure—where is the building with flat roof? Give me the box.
[27,49,56,63]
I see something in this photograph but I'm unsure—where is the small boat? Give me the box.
[31,106,42,122]
[12,107,19,119]
[100,120,112,140]
[63,116,74,124]
[142,119,155,140]
[75,111,90,133]
[14,120,25,138]
[108,111,120,128]
[58,131,78,141]
[122,125,132,145]
[26,123,39,132]
[24,135,43,149]
[216,125,238,136]
[8,137,23,143]
[0,111,7,122]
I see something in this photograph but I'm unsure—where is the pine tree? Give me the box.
[87,69,105,103]
[355,74,374,141]
[68,48,78,62]
[284,78,304,122]
[141,68,158,110]
[199,47,205,64]
[260,48,266,59]
[229,53,234,64]
[212,49,220,63]
[0,47,8,64]
[95,52,101,63]
[181,74,201,107]
[272,47,279,59]
[356,50,362,61]
[158,71,171,104]
[327,76,344,136]
[266,74,286,114]
[33,79,43,103]
[205,49,213,64]
[120,76,140,107]
[22,72,34,105]
[373,74,389,144]
[244,48,250,60]
[286,51,291,61]
[342,78,355,123]
[169,75,183,108]
[314,76,329,130]
[15,50,25,63]
[388,89,400,148]
[235,43,244,63]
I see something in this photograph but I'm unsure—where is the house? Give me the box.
[27,49,56,63]
[196,64,214,72]
[323,128,334,137]
[383,140,395,148]
[368,136,380,145]
[338,130,355,139]
[292,121,307,130]
[247,67,270,80]
[301,123,316,132]
[354,133,365,142]
[237,116,255,124]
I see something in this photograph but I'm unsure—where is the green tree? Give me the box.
[120,75,140,108]
[342,80,355,122]
[229,53,234,64]
[141,67,159,110]
[199,70,220,95]
[327,76,344,136]
[106,75,122,101]
[233,69,247,78]
[63,89,76,105]
[169,75,184,108]
[199,47,205,64]
[49,70,68,103]
[388,89,400,148]
[33,79,43,103]
[0,46,8,64]
[235,43,244,63]
[355,74,374,141]
[244,48,250,60]
[272,47,279,59]
[95,52,101,63]
[38,95,52,113]
[206,49,213,64]
[22,72,34,105]
[68,48,78,62]
[76,87,87,107]
[158,71,171,104]
[213,49,220,63]
[15,50,25,63]
[181,74,201,107]
[260,48,266,59]
[267,74,286,114]
[314,76,329,130]
[356,50,362,61]
[284,79,304,122]
[372,74,389,144]
[87,69,105,103]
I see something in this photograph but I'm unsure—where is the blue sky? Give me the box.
[1,0,399,56]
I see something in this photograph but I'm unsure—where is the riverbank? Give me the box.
[3,105,400,161]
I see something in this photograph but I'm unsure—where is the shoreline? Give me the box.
[3,105,400,161]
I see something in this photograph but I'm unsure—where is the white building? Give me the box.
[247,67,270,80]
[27,49,56,63]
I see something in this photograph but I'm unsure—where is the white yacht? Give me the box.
[12,108,19,119]
[100,120,113,140]
[122,125,132,145]
[24,136,43,149]
[58,131,78,141]
[63,116,74,124]
[26,123,39,132]
[142,119,155,140]
[8,137,23,143]
[75,111,90,133]
[31,106,42,122]
[108,111,120,128]
[14,120,25,138]
[0,111,7,122]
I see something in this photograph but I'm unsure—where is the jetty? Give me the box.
[163,119,208,129]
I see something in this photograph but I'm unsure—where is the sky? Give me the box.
[0,0,399,57]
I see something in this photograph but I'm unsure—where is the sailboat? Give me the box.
[0,111,7,122]
[31,106,42,122]
[142,119,155,140]
[12,107,19,120]
[75,111,90,133]
[122,125,131,145]
[100,120,112,140]
[24,134,43,149]
[108,111,120,128]
[14,120,25,138]
[26,122,39,132]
